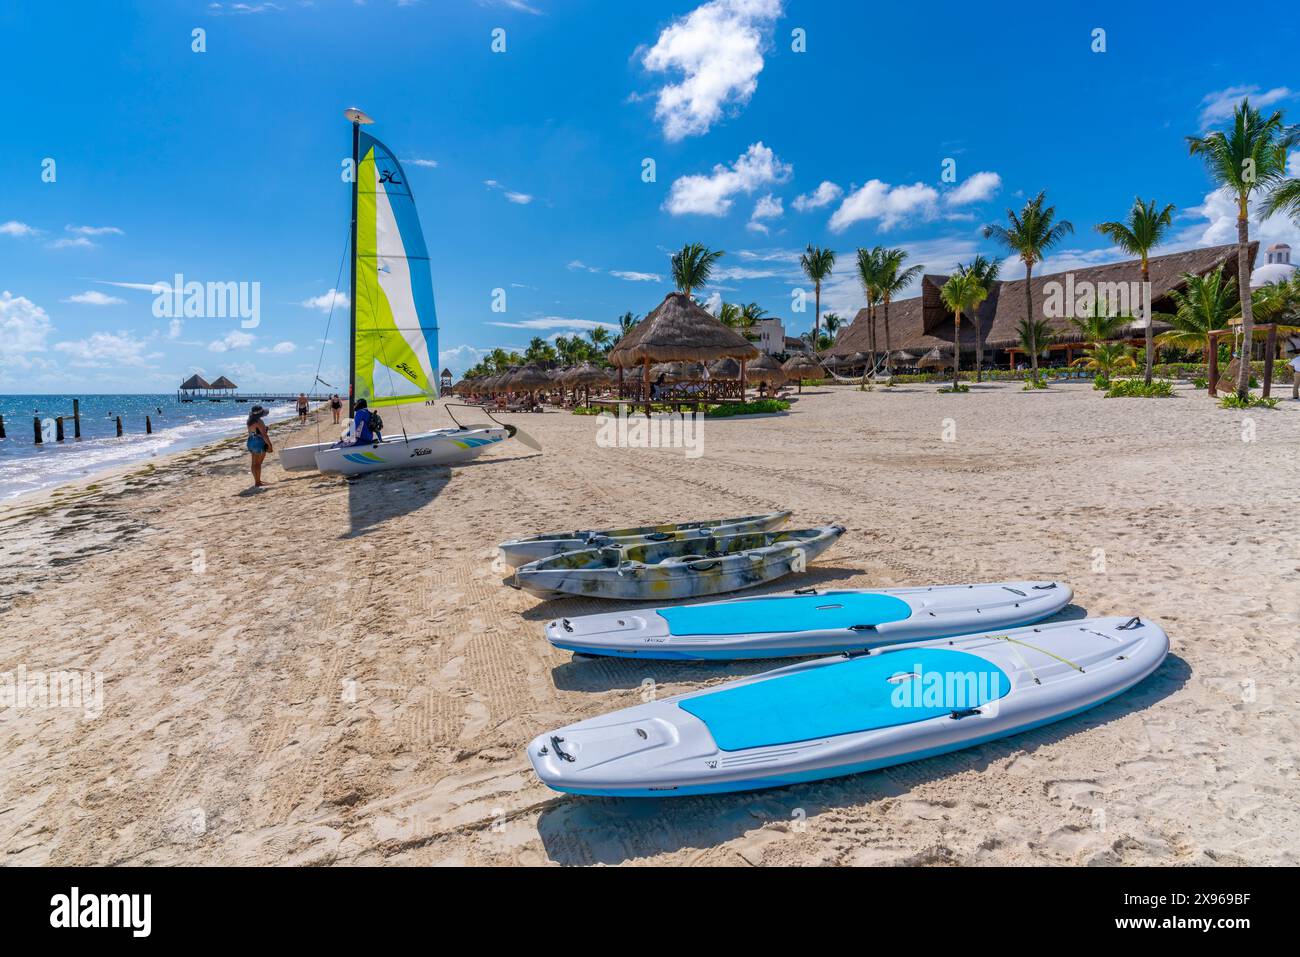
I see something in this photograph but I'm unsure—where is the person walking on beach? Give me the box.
[1290,353,1300,399]
[246,405,273,487]
[330,393,342,424]
[297,392,309,423]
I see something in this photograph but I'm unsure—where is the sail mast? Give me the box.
[343,107,373,416]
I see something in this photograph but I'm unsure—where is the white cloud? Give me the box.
[95,280,163,292]
[791,181,842,212]
[403,158,438,168]
[567,260,601,273]
[641,0,782,141]
[945,171,1001,206]
[664,141,792,216]
[208,329,256,352]
[54,331,160,368]
[301,288,348,312]
[998,247,1128,281]
[207,2,284,14]
[168,318,183,339]
[47,237,95,250]
[714,266,779,280]
[485,179,534,204]
[828,180,939,232]
[63,290,125,306]
[0,221,38,238]
[0,291,53,366]
[1168,180,1300,267]
[258,341,297,354]
[487,317,620,332]
[1199,85,1293,128]
[610,270,662,282]
[440,343,495,376]
[476,0,541,13]
[65,224,124,237]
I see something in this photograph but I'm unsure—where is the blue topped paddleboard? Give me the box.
[546,580,1073,659]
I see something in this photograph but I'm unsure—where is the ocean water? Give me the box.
[0,394,298,502]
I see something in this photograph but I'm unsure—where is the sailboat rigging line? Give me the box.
[308,224,352,447]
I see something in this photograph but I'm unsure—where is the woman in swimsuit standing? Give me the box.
[246,405,273,487]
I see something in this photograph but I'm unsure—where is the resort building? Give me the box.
[825,242,1258,370]
[1252,243,1296,287]
[751,317,814,356]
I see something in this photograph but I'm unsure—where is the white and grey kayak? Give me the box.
[527,616,1168,797]
[498,511,792,567]
[313,426,509,476]
[514,525,846,601]
[545,580,1073,659]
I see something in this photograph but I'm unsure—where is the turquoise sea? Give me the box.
[0,394,297,502]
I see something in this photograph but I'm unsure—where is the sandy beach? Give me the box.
[2,383,1297,866]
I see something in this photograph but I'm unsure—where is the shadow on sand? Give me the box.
[344,467,451,538]
[532,653,1192,865]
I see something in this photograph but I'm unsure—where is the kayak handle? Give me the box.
[645,532,673,541]
[686,560,720,571]
[550,736,575,762]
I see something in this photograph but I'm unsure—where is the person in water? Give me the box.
[246,405,273,487]
[296,393,309,423]
[330,393,342,425]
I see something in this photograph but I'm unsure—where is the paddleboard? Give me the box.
[498,511,792,567]
[545,580,1073,659]
[527,616,1168,796]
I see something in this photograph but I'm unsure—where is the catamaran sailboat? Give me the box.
[279,107,537,476]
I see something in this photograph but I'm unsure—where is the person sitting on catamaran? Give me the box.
[348,399,377,445]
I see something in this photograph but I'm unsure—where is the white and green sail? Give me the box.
[353,131,439,408]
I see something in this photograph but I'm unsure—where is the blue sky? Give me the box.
[2,0,1297,393]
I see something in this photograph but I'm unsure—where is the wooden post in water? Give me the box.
[115,416,123,437]
[33,417,42,444]
[146,415,152,435]
[0,414,5,439]
[72,398,81,439]
[56,416,65,442]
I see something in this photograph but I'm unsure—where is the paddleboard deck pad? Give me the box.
[498,511,792,567]
[546,580,1073,659]
[513,525,845,601]
[527,616,1168,796]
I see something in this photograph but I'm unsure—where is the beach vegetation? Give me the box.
[937,383,970,394]
[1187,99,1299,399]
[671,242,724,299]
[1015,316,1056,379]
[706,399,790,417]
[1105,378,1175,398]
[983,190,1074,377]
[877,248,924,374]
[962,255,1000,380]
[1095,197,1176,384]
[799,245,836,345]
[1218,393,1278,409]
[939,269,988,389]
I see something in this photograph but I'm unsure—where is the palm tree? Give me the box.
[525,336,556,364]
[716,302,742,328]
[983,190,1074,378]
[617,311,640,337]
[799,245,836,343]
[823,312,844,341]
[1072,341,1137,379]
[939,270,989,387]
[855,247,887,374]
[1016,317,1055,377]
[1154,267,1240,361]
[1070,296,1132,345]
[879,248,924,373]
[1187,99,1298,398]
[1095,197,1176,385]
[738,302,767,342]
[963,255,1000,381]
[671,243,724,298]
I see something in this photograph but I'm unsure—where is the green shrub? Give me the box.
[1022,376,1048,390]
[1192,376,1209,389]
[1218,394,1278,409]
[706,399,791,417]
[1092,373,1110,391]
[937,383,970,394]
[1105,379,1175,398]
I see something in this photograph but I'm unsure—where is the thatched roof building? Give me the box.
[824,242,1255,366]
[609,293,760,368]
[209,375,238,390]
[179,374,211,391]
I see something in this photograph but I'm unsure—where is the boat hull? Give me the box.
[497,511,792,567]
[545,580,1073,659]
[279,440,338,472]
[314,428,508,475]
[514,525,845,601]
[527,616,1168,796]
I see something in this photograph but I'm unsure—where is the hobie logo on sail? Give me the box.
[150,273,261,329]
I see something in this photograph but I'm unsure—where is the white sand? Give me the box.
[1,382,1297,865]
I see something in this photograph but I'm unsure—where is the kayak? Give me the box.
[527,616,1169,797]
[513,525,846,601]
[498,511,792,567]
[545,580,1073,659]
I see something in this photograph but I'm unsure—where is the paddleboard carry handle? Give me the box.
[1117,617,1143,630]
[793,587,819,595]
[949,708,982,719]
[848,624,877,632]
[1032,582,1058,590]
[550,736,575,762]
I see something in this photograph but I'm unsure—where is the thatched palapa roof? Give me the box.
[179,374,211,391]
[745,354,786,384]
[781,354,823,379]
[608,292,760,367]
[508,362,552,390]
[209,376,238,390]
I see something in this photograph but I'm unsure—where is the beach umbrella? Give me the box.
[745,353,787,390]
[781,353,824,392]
[707,357,742,379]
[568,362,613,404]
[918,347,950,370]
[891,350,918,363]
[608,291,759,401]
